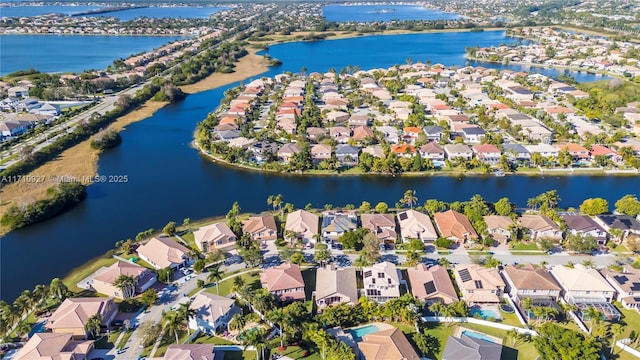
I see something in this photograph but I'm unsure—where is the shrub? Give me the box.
[90,129,122,151]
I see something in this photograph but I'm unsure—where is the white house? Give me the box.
[189,293,241,334]
[362,262,403,303]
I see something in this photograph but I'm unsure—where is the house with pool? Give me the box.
[454,264,505,305]
[407,264,458,305]
[442,328,503,360]
[502,264,562,321]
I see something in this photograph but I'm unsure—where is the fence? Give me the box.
[420,316,538,336]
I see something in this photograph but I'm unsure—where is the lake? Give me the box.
[0,35,186,75]
[0,5,227,19]
[323,4,460,22]
[0,31,632,301]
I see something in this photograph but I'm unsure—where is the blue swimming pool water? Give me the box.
[462,330,497,343]
[28,321,45,337]
[471,308,499,319]
[349,325,381,341]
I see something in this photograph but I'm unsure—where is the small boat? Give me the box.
[494,170,505,177]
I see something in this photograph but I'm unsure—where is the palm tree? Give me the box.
[585,306,601,334]
[239,328,267,360]
[429,302,445,317]
[581,259,595,269]
[112,275,137,299]
[539,190,560,209]
[49,278,69,301]
[438,258,451,269]
[177,301,197,335]
[32,284,49,305]
[267,194,283,215]
[232,276,246,293]
[267,308,287,348]
[14,320,32,339]
[84,314,102,340]
[229,313,245,332]
[611,323,624,354]
[163,311,182,344]
[207,267,224,295]
[14,291,33,316]
[401,190,418,209]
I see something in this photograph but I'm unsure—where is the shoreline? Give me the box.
[195,141,638,178]
[464,55,619,79]
[0,50,270,237]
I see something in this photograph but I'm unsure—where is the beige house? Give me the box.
[483,215,515,244]
[549,264,616,304]
[193,222,237,253]
[314,265,358,309]
[189,293,241,335]
[363,262,402,303]
[137,237,191,270]
[453,264,505,304]
[14,333,94,360]
[91,261,156,299]
[502,264,562,303]
[361,213,397,243]
[260,263,305,302]
[601,266,640,310]
[242,215,278,242]
[397,209,438,243]
[434,210,478,243]
[46,298,118,339]
[519,214,562,242]
[357,327,420,360]
[285,210,319,243]
[151,344,216,360]
[407,264,458,305]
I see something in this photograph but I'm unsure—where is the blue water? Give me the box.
[0,35,186,75]
[349,325,381,341]
[0,5,99,17]
[99,6,228,21]
[0,5,226,19]
[263,31,603,83]
[462,330,497,343]
[323,4,459,22]
[27,321,45,337]
[471,309,499,319]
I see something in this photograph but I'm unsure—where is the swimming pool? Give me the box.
[348,325,381,341]
[471,308,499,319]
[461,330,498,344]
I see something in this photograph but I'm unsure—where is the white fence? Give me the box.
[502,294,528,327]
[420,316,538,336]
[616,341,640,359]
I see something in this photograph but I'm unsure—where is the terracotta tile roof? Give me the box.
[390,144,416,154]
[358,328,420,360]
[92,261,146,284]
[434,210,478,241]
[353,126,375,140]
[407,264,458,304]
[557,143,588,153]
[590,144,617,156]
[483,215,514,232]
[361,213,397,241]
[518,215,559,232]
[242,215,277,235]
[137,237,190,269]
[403,126,422,134]
[472,144,501,154]
[14,333,94,360]
[162,344,216,360]
[193,223,237,252]
[454,264,505,303]
[260,263,305,298]
[503,265,561,291]
[47,297,116,330]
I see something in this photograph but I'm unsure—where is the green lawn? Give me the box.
[193,335,236,345]
[116,330,134,349]
[510,251,545,256]
[155,330,191,357]
[62,256,118,292]
[500,311,525,327]
[510,243,540,251]
[206,271,261,297]
[179,233,196,250]
[222,351,257,360]
[273,345,321,360]
[617,303,640,347]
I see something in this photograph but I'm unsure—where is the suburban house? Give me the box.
[260,263,306,303]
[518,214,563,242]
[285,209,320,243]
[462,127,487,143]
[335,144,360,165]
[396,209,439,243]
[91,261,157,300]
[277,143,301,163]
[156,344,216,360]
[419,142,445,162]
[189,293,241,334]
[137,237,191,270]
[361,213,397,243]
[483,215,515,244]
[502,264,562,304]
[594,215,640,242]
[453,264,505,304]
[423,125,444,142]
[549,264,616,304]
[407,264,458,305]
[444,144,473,161]
[321,211,357,240]
[8,86,29,98]
[442,334,503,360]
[557,143,590,161]
[193,222,237,253]
[14,333,95,360]
[46,298,118,339]
[314,265,358,309]
[242,215,278,242]
[600,266,640,311]
[357,328,420,360]
[362,262,403,303]
[434,210,478,243]
[311,144,332,163]
[562,214,608,245]
[503,143,531,164]
[472,144,502,165]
